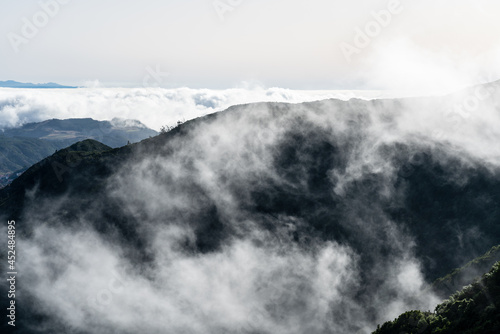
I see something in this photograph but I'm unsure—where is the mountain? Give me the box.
[373,261,500,334]
[0,80,77,89]
[2,118,157,145]
[61,139,112,153]
[433,244,500,298]
[2,83,500,333]
[0,137,62,187]
[0,118,158,177]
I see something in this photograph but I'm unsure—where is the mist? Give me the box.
[0,86,430,131]
[2,81,500,333]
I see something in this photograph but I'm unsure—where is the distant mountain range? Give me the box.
[0,80,77,88]
[0,118,157,183]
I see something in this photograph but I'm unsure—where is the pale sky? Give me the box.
[1,0,500,90]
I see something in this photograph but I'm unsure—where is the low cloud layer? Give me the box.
[0,87,426,132]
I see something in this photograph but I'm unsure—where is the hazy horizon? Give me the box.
[0,83,471,132]
[2,0,500,90]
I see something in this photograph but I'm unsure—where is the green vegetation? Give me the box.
[4,118,158,146]
[0,118,157,177]
[374,262,500,334]
[58,139,112,153]
[1,105,500,333]
[0,139,116,218]
[0,136,63,174]
[433,245,500,298]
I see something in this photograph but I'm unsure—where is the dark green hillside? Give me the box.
[373,261,500,334]
[0,136,63,174]
[4,118,100,137]
[2,100,500,278]
[60,138,112,153]
[0,139,116,219]
[2,97,500,333]
[433,245,500,298]
[3,118,158,146]
[0,118,158,178]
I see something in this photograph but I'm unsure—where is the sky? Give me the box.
[1,0,500,90]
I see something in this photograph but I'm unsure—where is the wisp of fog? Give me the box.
[5,82,500,334]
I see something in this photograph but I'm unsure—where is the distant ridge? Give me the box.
[0,80,77,89]
[0,118,158,180]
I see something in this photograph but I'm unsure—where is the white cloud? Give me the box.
[7,80,500,333]
[0,87,419,131]
[14,91,482,333]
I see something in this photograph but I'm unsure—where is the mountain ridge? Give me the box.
[0,80,77,89]
[0,117,157,184]
[2,87,500,333]
[2,96,500,277]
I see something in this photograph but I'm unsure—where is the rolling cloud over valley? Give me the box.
[3,81,500,333]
